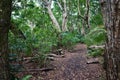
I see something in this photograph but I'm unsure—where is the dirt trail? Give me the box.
[17,44,105,80]
[40,44,105,80]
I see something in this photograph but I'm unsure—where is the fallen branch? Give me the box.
[87,58,99,64]
[12,68,54,72]
[89,45,105,49]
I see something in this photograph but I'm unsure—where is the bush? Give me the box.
[9,27,58,67]
[84,27,106,46]
[59,31,80,49]
[88,48,104,57]
[83,27,106,57]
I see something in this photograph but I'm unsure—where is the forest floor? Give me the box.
[17,44,106,80]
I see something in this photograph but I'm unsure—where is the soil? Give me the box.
[16,44,106,80]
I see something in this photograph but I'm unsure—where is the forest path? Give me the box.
[40,44,105,80]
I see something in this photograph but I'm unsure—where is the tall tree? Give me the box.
[100,0,120,80]
[44,0,61,32]
[42,0,68,32]
[0,0,12,80]
[61,0,68,32]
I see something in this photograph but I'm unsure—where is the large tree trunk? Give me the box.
[100,0,120,80]
[0,0,12,80]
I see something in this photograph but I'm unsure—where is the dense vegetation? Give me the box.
[7,2,106,78]
[9,0,105,65]
[2,0,116,80]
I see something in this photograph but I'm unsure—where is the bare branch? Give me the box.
[56,0,63,11]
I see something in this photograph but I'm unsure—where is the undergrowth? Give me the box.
[84,27,106,57]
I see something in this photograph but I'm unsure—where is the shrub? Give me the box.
[59,31,80,49]
[9,27,58,67]
[83,27,106,57]
[84,27,106,46]
[88,48,104,57]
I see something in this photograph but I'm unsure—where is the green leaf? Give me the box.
[22,75,32,80]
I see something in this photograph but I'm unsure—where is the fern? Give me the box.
[84,27,106,46]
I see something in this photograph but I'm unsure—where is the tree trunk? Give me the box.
[62,0,68,32]
[0,0,12,80]
[47,6,61,32]
[77,0,90,35]
[85,0,90,29]
[45,0,61,32]
[100,0,120,80]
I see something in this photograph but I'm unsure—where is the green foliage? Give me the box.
[90,13,103,25]
[9,31,26,54]
[24,27,57,54]
[9,26,58,67]
[83,27,106,57]
[84,27,106,46]
[10,0,58,67]
[60,31,80,49]
[9,0,104,71]
[21,75,32,80]
[88,48,104,57]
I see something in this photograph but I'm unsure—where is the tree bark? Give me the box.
[62,0,68,32]
[0,0,12,80]
[44,0,61,32]
[46,6,61,32]
[100,0,120,80]
[85,0,90,29]
[77,0,90,35]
